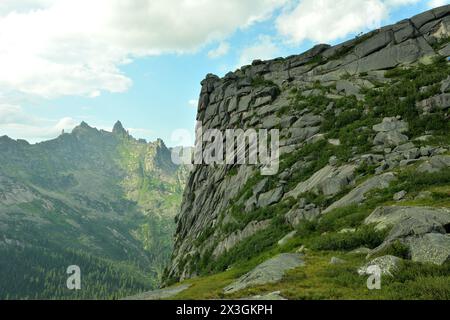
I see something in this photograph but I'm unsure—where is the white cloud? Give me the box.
[427,0,449,8]
[276,0,387,44]
[238,35,281,67]
[208,42,230,59]
[128,128,154,140]
[0,103,78,142]
[275,0,422,45]
[385,0,420,6]
[0,104,158,143]
[0,0,287,100]
[188,99,199,108]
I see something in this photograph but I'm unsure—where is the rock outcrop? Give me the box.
[365,206,450,265]
[223,253,304,294]
[167,6,450,282]
[358,255,401,276]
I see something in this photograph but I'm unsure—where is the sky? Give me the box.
[0,0,448,146]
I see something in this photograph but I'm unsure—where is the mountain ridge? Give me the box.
[0,120,188,299]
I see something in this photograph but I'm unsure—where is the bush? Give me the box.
[307,225,387,251]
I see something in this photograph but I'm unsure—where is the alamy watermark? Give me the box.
[171,121,280,175]
[366,265,382,290]
[66,265,81,290]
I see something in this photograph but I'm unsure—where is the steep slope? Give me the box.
[163,5,450,299]
[0,121,188,299]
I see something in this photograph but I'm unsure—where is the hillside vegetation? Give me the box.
[0,121,188,299]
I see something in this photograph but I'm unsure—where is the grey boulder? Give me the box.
[365,206,450,240]
[324,173,396,213]
[417,155,450,173]
[408,233,450,265]
[224,253,305,294]
[373,117,409,133]
[373,131,409,147]
[257,187,284,208]
[358,255,401,276]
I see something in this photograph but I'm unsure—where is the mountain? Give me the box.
[157,6,450,299]
[0,121,188,299]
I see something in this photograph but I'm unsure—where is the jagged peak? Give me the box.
[0,135,15,143]
[155,138,166,148]
[79,121,91,128]
[71,121,99,137]
[112,121,128,136]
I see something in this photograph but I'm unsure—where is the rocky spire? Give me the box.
[112,121,128,136]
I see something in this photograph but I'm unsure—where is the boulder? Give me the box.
[213,220,272,257]
[262,114,281,129]
[373,131,409,147]
[416,93,450,112]
[365,206,450,241]
[224,253,305,294]
[358,255,401,276]
[365,206,450,261]
[292,114,323,128]
[417,155,450,173]
[441,76,450,93]
[336,80,360,95]
[253,178,269,196]
[323,173,396,213]
[373,117,409,133]
[393,190,407,201]
[244,195,258,213]
[320,165,356,196]
[285,164,356,199]
[285,205,321,227]
[408,233,450,265]
[257,187,284,208]
[278,231,297,246]
[287,127,321,144]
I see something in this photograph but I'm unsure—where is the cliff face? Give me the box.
[166,6,450,282]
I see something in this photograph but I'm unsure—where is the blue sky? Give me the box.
[0,0,448,146]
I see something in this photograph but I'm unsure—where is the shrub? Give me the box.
[307,225,387,251]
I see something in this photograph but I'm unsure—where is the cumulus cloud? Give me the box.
[276,0,387,44]
[275,0,422,44]
[0,0,287,99]
[188,99,199,108]
[427,0,449,8]
[0,103,78,142]
[208,42,231,59]
[237,35,281,67]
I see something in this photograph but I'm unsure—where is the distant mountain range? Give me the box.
[0,121,188,299]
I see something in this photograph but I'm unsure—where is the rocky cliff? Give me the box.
[166,5,450,283]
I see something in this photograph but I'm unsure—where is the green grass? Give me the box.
[171,251,450,300]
